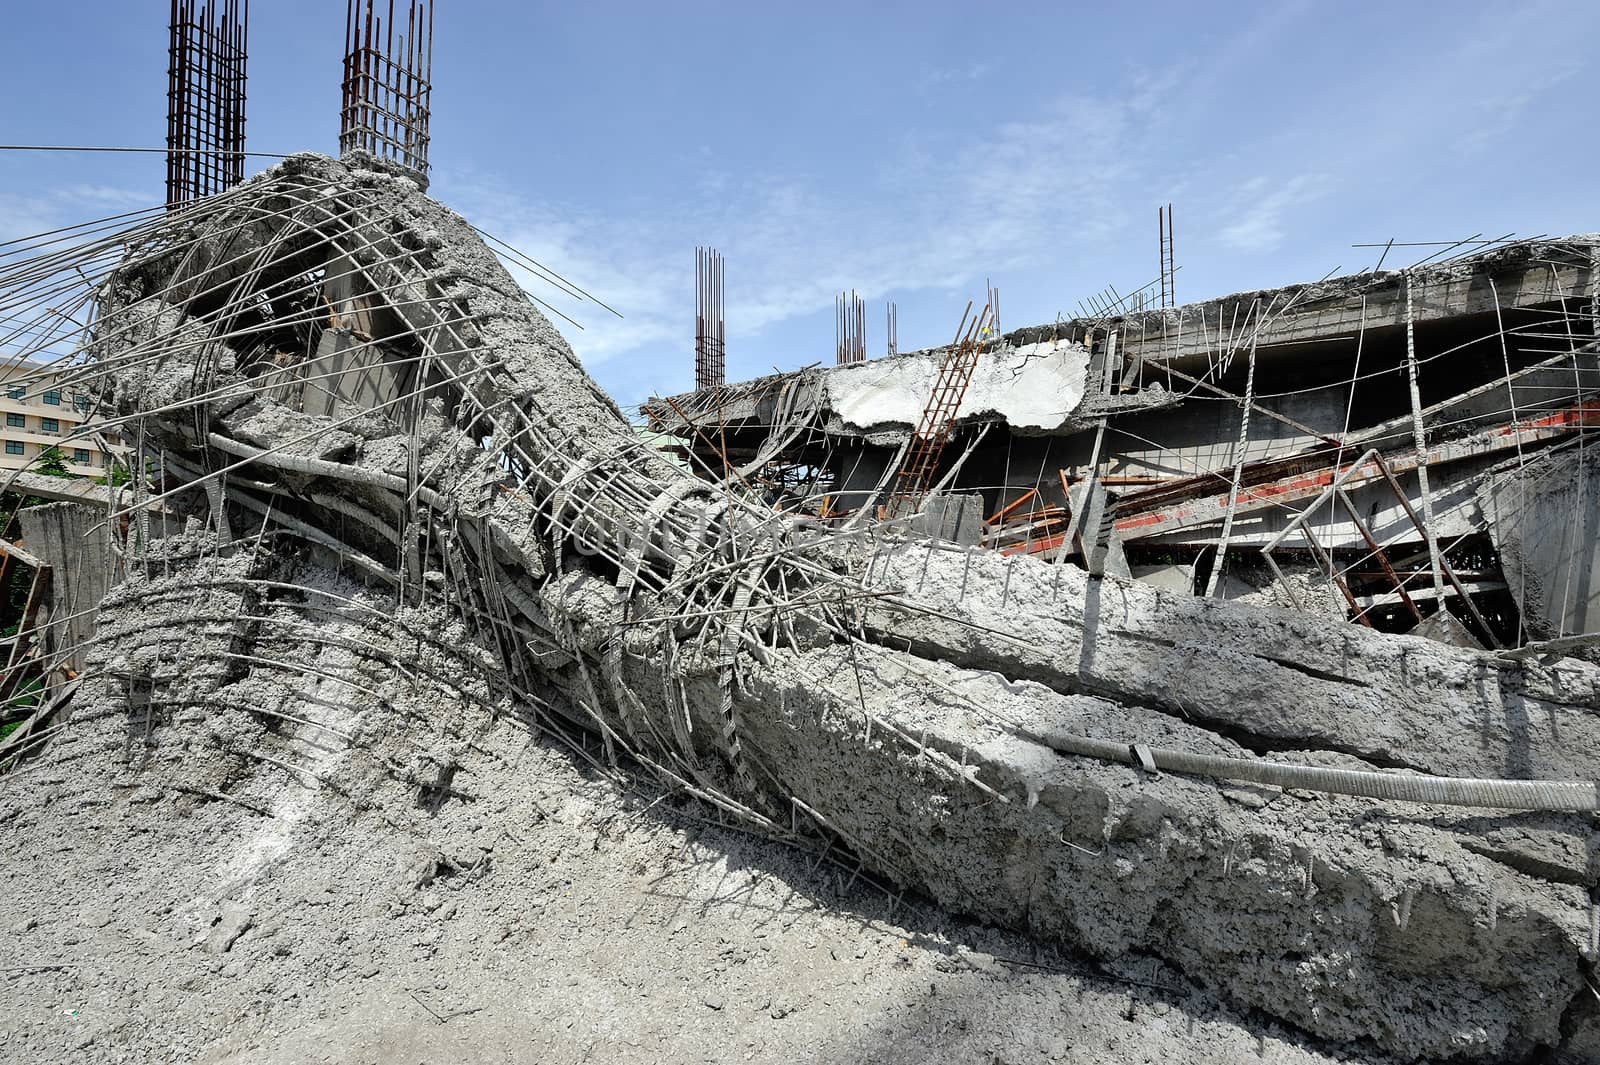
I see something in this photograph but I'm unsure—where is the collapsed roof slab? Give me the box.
[645,337,1180,449]
[1036,236,1600,374]
[650,237,1598,464]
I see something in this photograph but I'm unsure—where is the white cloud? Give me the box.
[915,62,990,93]
[53,184,153,210]
[0,194,54,244]
[1217,174,1329,253]
[0,183,156,244]
[436,76,1166,403]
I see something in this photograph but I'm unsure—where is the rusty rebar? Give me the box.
[836,290,865,366]
[1159,203,1176,309]
[166,0,249,209]
[340,1,433,177]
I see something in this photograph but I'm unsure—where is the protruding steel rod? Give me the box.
[836,290,865,366]
[695,247,726,390]
[1159,203,1176,309]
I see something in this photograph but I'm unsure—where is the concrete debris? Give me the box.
[824,338,1091,438]
[908,491,984,546]
[203,903,256,954]
[1480,445,1600,646]
[1,153,1599,1063]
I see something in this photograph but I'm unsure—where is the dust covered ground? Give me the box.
[0,710,1396,1065]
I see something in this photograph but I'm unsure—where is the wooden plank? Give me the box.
[0,539,47,571]
[985,488,1037,527]
[0,678,80,764]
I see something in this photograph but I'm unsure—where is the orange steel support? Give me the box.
[886,300,993,514]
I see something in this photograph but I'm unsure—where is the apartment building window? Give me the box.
[41,417,58,433]
[73,394,91,413]
[4,441,22,456]
[5,386,22,400]
[4,413,22,428]
[73,448,91,464]
[42,389,61,406]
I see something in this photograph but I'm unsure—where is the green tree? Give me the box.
[34,446,71,479]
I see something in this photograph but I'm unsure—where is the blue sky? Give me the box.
[2,2,1596,410]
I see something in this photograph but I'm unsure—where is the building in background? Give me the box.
[0,360,118,478]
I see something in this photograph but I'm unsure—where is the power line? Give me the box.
[0,145,289,159]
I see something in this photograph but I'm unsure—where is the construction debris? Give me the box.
[2,153,1599,1063]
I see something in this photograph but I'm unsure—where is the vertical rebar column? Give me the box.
[836,291,865,366]
[856,293,864,364]
[341,1,434,178]
[1159,204,1176,309]
[695,247,725,391]
[836,294,844,366]
[886,301,897,358]
[166,0,249,209]
[1590,241,1599,344]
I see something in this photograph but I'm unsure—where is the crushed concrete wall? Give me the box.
[909,492,984,545]
[18,501,117,673]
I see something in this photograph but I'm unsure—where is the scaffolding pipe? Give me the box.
[1404,273,1449,607]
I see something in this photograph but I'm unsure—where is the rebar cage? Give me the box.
[340,0,434,178]
[166,0,249,209]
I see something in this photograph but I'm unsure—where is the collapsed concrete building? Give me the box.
[646,239,1600,649]
[3,155,1600,1061]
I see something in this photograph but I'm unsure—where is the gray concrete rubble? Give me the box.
[1480,445,1600,645]
[18,501,117,673]
[3,153,1600,1062]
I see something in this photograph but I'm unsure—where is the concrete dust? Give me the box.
[0,701,1393,1065]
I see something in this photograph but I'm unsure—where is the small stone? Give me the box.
[204,903,255,954]
[962,950,998,974]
